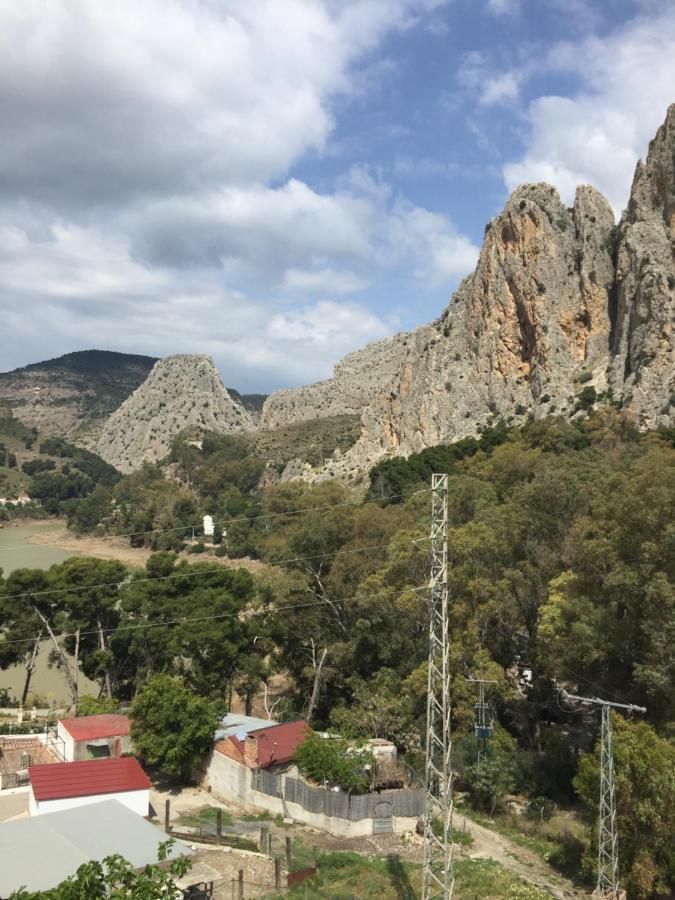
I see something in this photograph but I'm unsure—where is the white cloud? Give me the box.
[503,11,675,212]
[486,0,520,16]
[0,0,485,391]
[386,202,480,286]
[283,268,369,294]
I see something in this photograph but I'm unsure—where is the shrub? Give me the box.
[294,732,374,793]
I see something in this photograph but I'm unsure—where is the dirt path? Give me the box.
[459,813,585,899]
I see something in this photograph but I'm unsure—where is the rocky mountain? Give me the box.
[96,355,256,472]
[260,333,411,429]
[0,350,157,444]
[263,104,674,482]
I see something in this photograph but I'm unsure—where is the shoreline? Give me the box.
[24,521,268,573]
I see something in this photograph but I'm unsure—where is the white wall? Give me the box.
[200,751,417,837]
[56,722,75,762]
[29,788,149,817]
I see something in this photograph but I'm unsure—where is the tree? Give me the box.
[9,841,190,898]
[574,715,675,899]
[293,731,374,793]
[130,674,219,781]
[76,695,117,716]
[463,726,518,816]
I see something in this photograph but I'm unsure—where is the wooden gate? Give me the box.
[372,800,394,834]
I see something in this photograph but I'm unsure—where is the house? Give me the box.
[0,799,193,897]
[218,720,309,771]
[56,713,132,761]
[201,719,308,808]
[28,757,150,816]
[214,712,274,742]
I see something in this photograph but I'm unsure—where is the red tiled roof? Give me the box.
[249,720,309,768]
[59,714,130,741]
[29,757,150,802]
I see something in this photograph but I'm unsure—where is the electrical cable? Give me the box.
[0,488,431,552]
[0,536,429,604]
[0,583,427,648]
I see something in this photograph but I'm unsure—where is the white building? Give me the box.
[28,757,150,817]
[56,713,132,762]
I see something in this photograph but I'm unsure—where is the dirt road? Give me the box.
[459,813,585,899]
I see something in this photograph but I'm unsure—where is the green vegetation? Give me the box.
[293,731,374,793]
[262,853,550,899]
[130,674,220,781]
[0,411,673,896]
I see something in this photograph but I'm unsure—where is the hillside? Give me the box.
[0,350,157,444]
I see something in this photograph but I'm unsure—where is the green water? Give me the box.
[0,522,80,575]
[0,523,90,705]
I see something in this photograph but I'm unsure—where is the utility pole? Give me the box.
[466,677,497,764]
[423,474,452,900]
[559,689,646,899]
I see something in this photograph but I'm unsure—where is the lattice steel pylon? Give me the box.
[560,690,646,899]
[423,473,452,900]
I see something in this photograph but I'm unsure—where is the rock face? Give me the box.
[610,104,675,427]
[97,355,255,472]
[260,333,411,429]
[0,350,157,443]
[307,105,675,481]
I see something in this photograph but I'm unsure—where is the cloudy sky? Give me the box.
[1,0,674,392]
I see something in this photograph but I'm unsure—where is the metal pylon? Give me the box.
[466,677,497,764]
[423,474,452,900]
[598,704,619,898]
[559,690,646,899]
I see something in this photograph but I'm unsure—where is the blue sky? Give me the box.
[0,0,673,392]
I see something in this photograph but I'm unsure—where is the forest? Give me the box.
[0,410,673,897]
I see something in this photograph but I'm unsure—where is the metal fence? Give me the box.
[283,777,424,821]
[253,768,282,797]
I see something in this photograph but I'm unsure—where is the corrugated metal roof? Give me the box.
[214,713,274,742]
[29,757,150,801]
[248,720,309,768]
[59,714,130,741]
[0,799,192,896]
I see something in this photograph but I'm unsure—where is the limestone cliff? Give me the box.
[310,105,674,481]
[610,104,675,427]
[97,355,255,472]
[260,333,411,429]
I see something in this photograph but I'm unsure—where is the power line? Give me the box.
[0,536,429,604]
[0,584,426,648]
[0,488,431,552]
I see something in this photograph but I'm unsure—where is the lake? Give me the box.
[0,521,80,575]
[0,522,97,707]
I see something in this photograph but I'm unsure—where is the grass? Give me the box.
[260,852,552,899]
[175,804,233,829]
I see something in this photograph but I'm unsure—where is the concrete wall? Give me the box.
[56,723,75,761]
[29,788,149,817]
[200,750,418,837]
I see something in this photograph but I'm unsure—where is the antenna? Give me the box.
[423,474,452,899]
[559,689,645,899]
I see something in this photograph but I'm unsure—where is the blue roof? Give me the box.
[214,713,276,742]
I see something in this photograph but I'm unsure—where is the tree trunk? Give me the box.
[306,646,327,723]
[97,620,113,699]
[21,629,43,707]
[33,608,79,707]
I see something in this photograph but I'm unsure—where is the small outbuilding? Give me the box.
[28,757,151,817]
[0,798,192,897]
[57,713,132,762]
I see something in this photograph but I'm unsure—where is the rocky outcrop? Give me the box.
[610,104,675,427]
[310,105,675,481]
[260,333,411,429]
[97,355,255,472]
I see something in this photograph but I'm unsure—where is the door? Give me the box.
[372,800,394,834]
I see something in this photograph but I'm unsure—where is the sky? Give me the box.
[0,0,674,393]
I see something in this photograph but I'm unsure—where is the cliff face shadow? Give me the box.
[386,854,416,900]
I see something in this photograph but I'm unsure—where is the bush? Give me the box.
[524,796,556,822]
[294,731,374,793]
